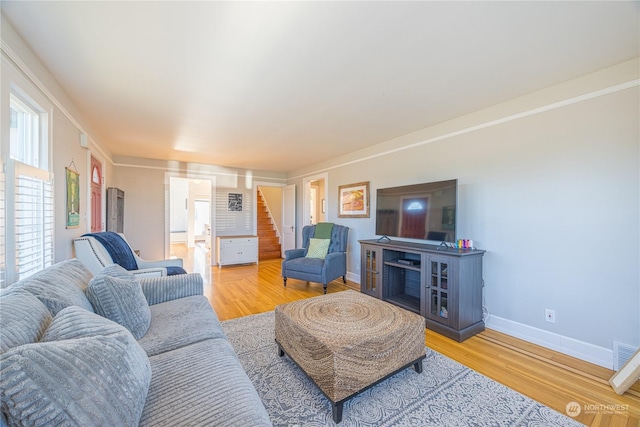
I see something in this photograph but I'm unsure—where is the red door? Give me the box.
[400,197,428,239]
[90,156,102,232]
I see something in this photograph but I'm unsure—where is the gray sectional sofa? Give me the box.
[0,259,272,426]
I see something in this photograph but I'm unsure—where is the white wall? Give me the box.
[287,59,640,368]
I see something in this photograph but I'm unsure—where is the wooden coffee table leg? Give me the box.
[332,401,343,424]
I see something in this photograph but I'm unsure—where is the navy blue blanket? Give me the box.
[83,232,138,270]
[166,266,187,276]
[83,232,187,275]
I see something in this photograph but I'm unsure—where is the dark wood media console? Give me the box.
[359,239,485,342]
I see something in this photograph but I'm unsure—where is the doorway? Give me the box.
[167,176,214,269]
[194,199,210,243]
[303,173,328,227]
[254,181,293,257]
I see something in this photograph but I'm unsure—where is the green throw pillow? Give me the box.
[306,238,330,259]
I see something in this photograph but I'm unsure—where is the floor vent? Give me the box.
[613,341,638,371]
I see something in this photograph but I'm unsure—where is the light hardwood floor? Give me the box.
[173,243,640,427]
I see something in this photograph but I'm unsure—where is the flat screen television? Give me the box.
[375,179,457,242]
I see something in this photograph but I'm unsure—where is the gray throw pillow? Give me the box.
[100,263,137,281]
[0,306,151,426]
[0,290,52,354]
[86,274,151,339]
[10,259,94,315]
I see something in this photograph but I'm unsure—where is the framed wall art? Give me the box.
[338,181,369,218]
[228,193,243,211]
[66,166,80,228]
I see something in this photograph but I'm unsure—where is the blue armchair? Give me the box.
[281,224,349,294]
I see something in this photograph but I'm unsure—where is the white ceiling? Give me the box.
[2,1,638,173]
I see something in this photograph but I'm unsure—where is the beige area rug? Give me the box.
[221,311,585,426]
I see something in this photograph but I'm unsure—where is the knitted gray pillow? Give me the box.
[10,259,94,315]
[0,306,151,426]
[100,263,137,281]
[0,290,52,354]
[86,274,151,339]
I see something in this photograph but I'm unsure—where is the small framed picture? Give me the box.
[338,181,369,218]
[228,193,243,211]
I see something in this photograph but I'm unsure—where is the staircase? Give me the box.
[257,189,282,260]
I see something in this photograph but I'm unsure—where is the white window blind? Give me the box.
[13,162,53,281]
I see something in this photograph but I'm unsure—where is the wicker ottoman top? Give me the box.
[274,290,425,403]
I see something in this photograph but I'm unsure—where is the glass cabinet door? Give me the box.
[361,246,380,298]
[428,258,450,325]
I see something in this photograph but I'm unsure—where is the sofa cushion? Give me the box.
[0,307,151,427]
[10,259,94,315]
[305,238,330,259]
[137,295,225,357]
[283,256,324,275]
[140,338,272,427]
[139,273,204,306]
[86,274,151,339]
[0,290,52,354]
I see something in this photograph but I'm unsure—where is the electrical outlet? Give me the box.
[545,309,555,323]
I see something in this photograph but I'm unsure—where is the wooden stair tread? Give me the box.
[257,188,282,261]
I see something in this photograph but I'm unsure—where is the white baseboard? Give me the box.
[347,272,360,286]
[485,315,613,369]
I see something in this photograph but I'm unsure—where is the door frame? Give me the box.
[85,150,106,233]
[89,155,103,232]
[303,172,328,228]
[282,184,296,255]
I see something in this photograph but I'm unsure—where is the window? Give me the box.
[10,93,41,168]
[1,85,53,286]
[406,200,425,211]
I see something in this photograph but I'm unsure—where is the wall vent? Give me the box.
[613,341,638,371]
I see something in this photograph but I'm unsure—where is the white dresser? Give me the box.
[216,235,259,267]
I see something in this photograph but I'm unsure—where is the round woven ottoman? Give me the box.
[274,290,426,423]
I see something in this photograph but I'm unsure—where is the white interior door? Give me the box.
[282,184,296,254]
